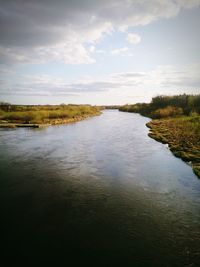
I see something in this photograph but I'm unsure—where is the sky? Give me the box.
[0,0,200,105]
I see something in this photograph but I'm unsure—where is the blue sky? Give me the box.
[0,0,200,105]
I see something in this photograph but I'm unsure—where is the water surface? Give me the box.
[1,111,200,266]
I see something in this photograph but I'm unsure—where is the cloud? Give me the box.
[0,39,95,66]
[149,64,200,87]
[0,0,200,65]
[110,72,146,79]
[111,47,129,55]
[126,33,141,44]
[89,45,96,53]
[1,63,199,100]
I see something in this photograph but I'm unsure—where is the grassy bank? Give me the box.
[119,95,200,178]
[0,104,101,126]
[147,116,200,178]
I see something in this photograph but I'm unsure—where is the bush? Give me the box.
[151,106,183,119]
[119,94,200,118]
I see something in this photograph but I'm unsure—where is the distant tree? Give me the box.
[0,101,12,111]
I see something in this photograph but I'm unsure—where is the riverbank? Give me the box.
[119,95,200,178]
[0,104,101,128]
[0,114,101,128]
[146,116,200,178]
[0,123,48,128]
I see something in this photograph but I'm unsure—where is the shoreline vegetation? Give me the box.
[119,94,200,178]
[0,103,101,128]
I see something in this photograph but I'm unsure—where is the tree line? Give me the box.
[119,94,200,118]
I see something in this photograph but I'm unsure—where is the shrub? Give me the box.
[151,106,183,119]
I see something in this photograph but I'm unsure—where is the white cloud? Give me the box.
[127,33,141,44]
[89,46,96,53]
[36,41,95,65]
[111,47,129,55]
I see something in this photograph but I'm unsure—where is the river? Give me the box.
[0,110,200,266]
